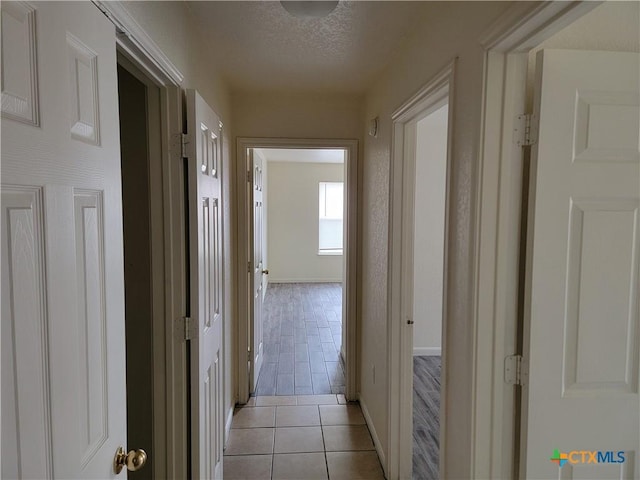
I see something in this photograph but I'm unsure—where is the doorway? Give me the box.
[236,139,359,404]
[410,103,449,479]
[116,53,165,479]
[472,2,640,477]
[253,148,347,396]
[387,62,454,480]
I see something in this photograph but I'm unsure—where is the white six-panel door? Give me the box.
[523,49,639,479]
[1,2,128,478]
[249,149,265,393]
[186,90,224,480]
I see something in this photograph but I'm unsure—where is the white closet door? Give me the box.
[2,2,129,478]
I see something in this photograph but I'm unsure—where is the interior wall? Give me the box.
[118,64,154,480]
[267,161,344,283]
[412,105,448,356]
[359,2,512,476]
[120,0,237,442]
[232,91,363,140]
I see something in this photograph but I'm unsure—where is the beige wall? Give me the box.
[267,161,344,283]
[412,105,448,355]
[360,2,512,476]
[121,0,237,443]
[232,91,363,140]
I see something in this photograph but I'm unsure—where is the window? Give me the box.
[318,181,344,254]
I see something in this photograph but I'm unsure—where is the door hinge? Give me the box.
[182,316,197,341]
[247,170,251,182]
[504,354,527,386]
[247,261,251,273]
[514,113,538,147]
[181,133,189,158]
[247,350,252,362]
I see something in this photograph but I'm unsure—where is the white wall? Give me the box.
[360,2,512,477]
[267,161,344,283]
[412,105,448,356]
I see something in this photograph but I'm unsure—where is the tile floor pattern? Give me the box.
[257,283,345,396]
[224,395,386,479]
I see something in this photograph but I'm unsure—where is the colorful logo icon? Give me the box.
[550,449,569,467]
[550,449,626,467]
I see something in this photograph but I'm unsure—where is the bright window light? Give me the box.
[318,182,343,254]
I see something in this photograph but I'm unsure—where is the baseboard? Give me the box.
[358,394,388,479]
[224,405,234,447]
[413,347,441,356]
[269,278,343,284]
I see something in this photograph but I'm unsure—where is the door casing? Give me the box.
[94,2,189,478]
[387,61,455,480]
[236,138,359,404]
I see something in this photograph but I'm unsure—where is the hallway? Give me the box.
[256,283,345,396]
[224,395,384,479]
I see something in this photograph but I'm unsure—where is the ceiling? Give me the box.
[256,148,345,163]
[185,1,431,94]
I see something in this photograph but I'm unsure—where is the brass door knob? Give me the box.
[114,446,147,474]
[262,269,269,275]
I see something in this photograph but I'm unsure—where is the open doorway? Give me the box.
[116,53,165,479]
[253,148,346,396]
[410,103,449,479]
[387,62,454,479]
[236,139,359,404]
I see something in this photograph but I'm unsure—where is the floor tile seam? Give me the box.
[223,452,274,458]
[319,407,330,480]
[270,415,276,480]
[231,425,277,430]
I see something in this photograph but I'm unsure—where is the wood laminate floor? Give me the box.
[257,283,345,396]
[413,355,441,480]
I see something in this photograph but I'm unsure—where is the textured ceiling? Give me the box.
[185,1,431,94]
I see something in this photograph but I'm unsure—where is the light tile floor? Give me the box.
[224,395,385,479]
[258,283,345,396]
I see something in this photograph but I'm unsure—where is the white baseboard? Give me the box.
[224,405,234,447]
[269,278,342,284]
[358,394,388,479]
[413,347,441,356]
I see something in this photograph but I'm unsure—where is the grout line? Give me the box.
[318,405,330,480]
[270,413,276,480]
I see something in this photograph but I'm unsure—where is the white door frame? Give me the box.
[93,2,189,478]
[387,61,455,480]
[236,137,359,403]
[471,2,601,479]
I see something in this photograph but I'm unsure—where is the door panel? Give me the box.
[523,49,639,479]
[186,89,224,479]
[249,149,265,393]
[1,187,51,479]
[1,2,128,478]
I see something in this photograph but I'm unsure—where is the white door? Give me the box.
[248,149,265,392]
[1,2,135,478]
[186,89,224,479]
[523,49,639,479]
